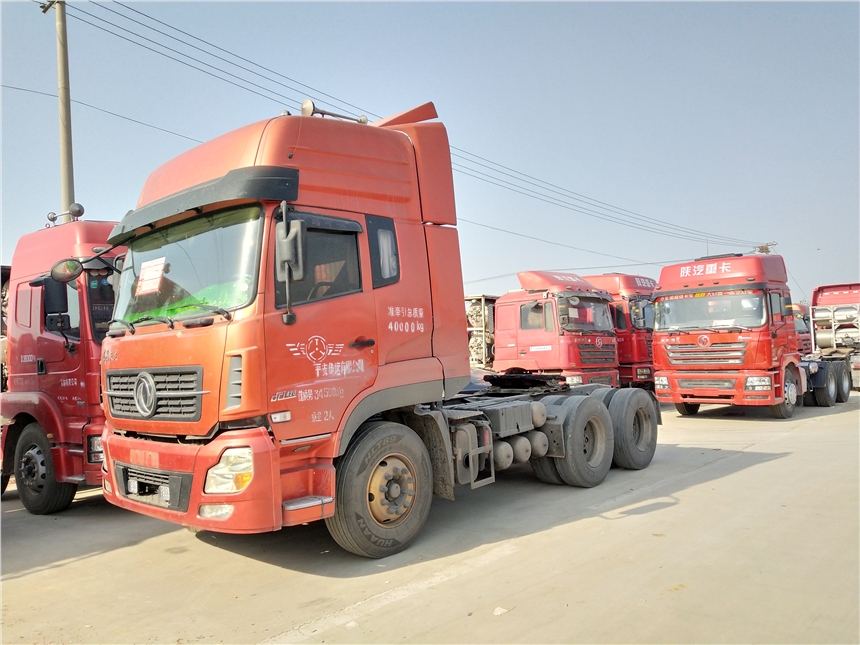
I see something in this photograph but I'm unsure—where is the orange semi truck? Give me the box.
[582,273,656,388]
[1,212,122,512]
[466,271,620,386]
[651,253,845,419]
[53,102,660,557]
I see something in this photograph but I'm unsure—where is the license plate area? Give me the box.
[115,462,193,512]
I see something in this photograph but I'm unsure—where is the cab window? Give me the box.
[275,228,361,307]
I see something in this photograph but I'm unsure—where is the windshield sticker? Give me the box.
[661,290,756,301]
[135,257,166,296]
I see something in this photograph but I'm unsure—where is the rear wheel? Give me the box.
[555,396,614,487]
[675,402,700,416]
[770,369,797,419]
[325,422,432,558]
[609,388,658,469]
[833,361,851,403]
[13,423,77,514]
[814,363,837,407]
[530,456,566,485]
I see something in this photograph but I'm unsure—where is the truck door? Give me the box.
[769,291,794,359]
[37,277,87,418]
[264,212,378,440]
[516,298,559,370]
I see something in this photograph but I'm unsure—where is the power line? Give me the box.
[451,149,757,246]
[454,164,748,246]
[2,84,203,143]
[54,1,767,253]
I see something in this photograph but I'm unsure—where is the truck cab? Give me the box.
[1,218,121,512]
[470,271,619,387]
[651,253,803,418]
[582,273,656,388]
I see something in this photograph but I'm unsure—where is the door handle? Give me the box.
[350,338,376,348]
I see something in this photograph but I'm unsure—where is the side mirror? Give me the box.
[630,303,646,329]
[275,219,307,282]
[51,258,84,283]
[780,296,793,318]
[44,277,69,314]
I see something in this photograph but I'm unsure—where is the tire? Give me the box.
[324,421,432,558]
[803,390,817,407]
[588,386,618,409]
[675,402,700,416]
[770,368,797,419]
[814,362,837,407]
[13,423,77,514]
[833,361,851,403]
[530,456,566,485]
[555,396,614,487]
[608,388,658,469]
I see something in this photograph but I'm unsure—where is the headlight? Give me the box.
[655,376,669,389]
[204,447,254,494]
[636,367,652,379]
[744,376,772,391]
[198,504,235,520]
[87,435,104,463]
[566,375,584,385]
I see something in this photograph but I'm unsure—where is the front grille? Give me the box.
[579,343,616,364]
[106,366,205,421]
[587,376,613,385]
[115,461,193,512]
[677,378,737,389]
[665,342,747,366]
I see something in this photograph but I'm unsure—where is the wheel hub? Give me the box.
[18,444,47,493]
[367,456,416,527]
[785,381,797,405]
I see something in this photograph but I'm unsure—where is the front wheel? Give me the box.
[13,423,77,514]
[675,402,700,416]
[771,369,797,419]
[325,422,432,558]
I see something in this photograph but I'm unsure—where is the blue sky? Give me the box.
[2,1,858,300]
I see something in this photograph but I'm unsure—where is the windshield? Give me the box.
[654,289,767,331]
[113,205,263,325]
[630,298,655,330]
[558,296,614,332]
[794,315,810,334]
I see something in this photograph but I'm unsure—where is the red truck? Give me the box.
[582,273,656,388]
[1,213,122,513]
[808,283,859,398]
[52,102,660,557]
[651,253,843,419]
[467,271,619,387]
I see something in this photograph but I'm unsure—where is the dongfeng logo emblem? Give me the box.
[134,372,157,418]
[697,335,711,348]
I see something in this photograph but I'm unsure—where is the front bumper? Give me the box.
[102,426,283,534]
[653,370,780,406]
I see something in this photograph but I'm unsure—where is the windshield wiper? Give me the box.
[167,302,233,321]
[709,324,752,332]
[108,318,136,335]
[131,315,175,329]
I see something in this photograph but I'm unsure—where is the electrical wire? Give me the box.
[2,84,203,143]
[42,0,768,254]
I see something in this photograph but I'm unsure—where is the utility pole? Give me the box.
[42,0,76,221]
